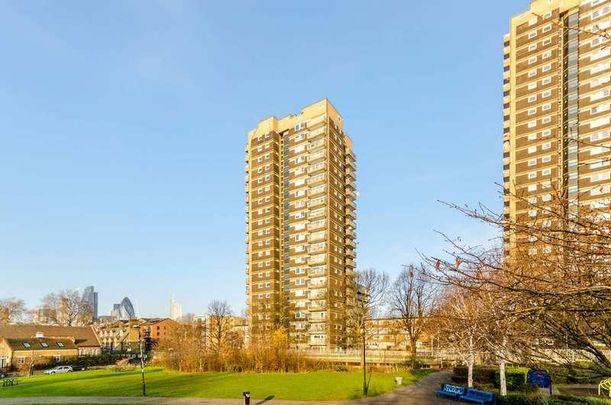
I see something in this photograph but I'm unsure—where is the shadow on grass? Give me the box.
[255,394,275,404]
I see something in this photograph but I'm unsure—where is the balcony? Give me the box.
[345,208,356,218]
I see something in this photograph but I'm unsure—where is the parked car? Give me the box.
[71,364,88,371]
[44,365,73,374]
[0,371,8,379]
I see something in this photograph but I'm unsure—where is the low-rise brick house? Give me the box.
[0,336,79,369]
[0,325,101,365]
[94,318,179,352]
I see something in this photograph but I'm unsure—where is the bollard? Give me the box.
[242,391,251,405]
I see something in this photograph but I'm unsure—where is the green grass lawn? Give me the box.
[0,367,434,401]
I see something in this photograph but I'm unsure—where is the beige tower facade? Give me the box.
[245,99,357,350]
[504,0,611,244]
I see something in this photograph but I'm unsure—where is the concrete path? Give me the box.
[0,370,454,405]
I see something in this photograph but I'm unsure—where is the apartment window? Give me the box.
[542,90,551,98]
[22,342,31,348]
[542,116,551,124]
[542,194,552,202]
[528,120,537,128]
[528,56,537,64]
[528,44,537,51]
[528,82,538,90]
[528,146,537,153]
[528,70,537,78]
[542,142,552,150]
[529,210,538,217]
[542,129,552,137]
[57,342,65,348]
[542,24,552,33]
[41,342,49,348]
[542,64,551,72]
[528,172,537,179]
[528,31,537,39]
[528,159,537,166]
[543,11,552,19]
[542,155,551,163]
[542,77,552,85]
[542,168,551,176]
[543,38,552,45]
[529,17,538,26]
[528,184,537,191]
[528,133,537,141]
[528,95,537,102]
[528,108,537,115]
[542,103,551,111]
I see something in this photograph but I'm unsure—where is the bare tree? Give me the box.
[436,286,485,388]
[41,289,92,326]
[346,268,389,395]
[207,300,233,355]
[0,298,27,324]
[428,189,611,380]
[389,264,436,369]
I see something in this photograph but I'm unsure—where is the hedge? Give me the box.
[494,367,530,391]
[496,393,610,405]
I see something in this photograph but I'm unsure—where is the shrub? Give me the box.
[496,393,546,405]
[453,366,497,384]
[495,367,530,391]
[549,395,611,405]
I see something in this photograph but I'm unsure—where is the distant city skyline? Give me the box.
[0,1,520,315]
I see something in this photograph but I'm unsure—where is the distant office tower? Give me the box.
[82,286,99,320]
[503,0,611,245]
[245,99,357,350]
[110,297,136,320]
[169,296,182,321]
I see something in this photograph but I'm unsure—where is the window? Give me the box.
[528,120,537,128]
[528,70,537,77]
[528,56,537,64]
[542,155,551,163]
[542,129,552,137]
[542,116,551,124]
[528,172,537,179]
[40,342,48,348]
[528,184,537,191]
[528,108,537,115]
[542,77,552,85]
[528,43,537,51]
[528,82,538,90]
[542,64,551,72]
[543,11,552,19]
[542,24,552,33]
[542,168,551,176]
[528,95,537,102]
[528,146,537,153]
[543,38,552,46]
[57,342,64,348]
[542,103,551,111]
[542,90,551,98]
[528,159,537,166]
[528,31,537,39]
[22,342,31,348]
[542,142,552,150]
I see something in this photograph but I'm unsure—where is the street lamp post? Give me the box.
[134,325,146,396]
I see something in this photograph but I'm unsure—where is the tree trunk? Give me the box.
[410,338,417,369]
[467,359,474,388]
[362,333,368,396]
[499,358,507,396]
[467,335,474,388]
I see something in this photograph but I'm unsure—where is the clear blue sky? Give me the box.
[0,1,525,317]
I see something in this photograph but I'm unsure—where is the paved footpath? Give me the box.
[0,371,454,405]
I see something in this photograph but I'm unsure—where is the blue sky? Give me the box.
[0,1,524,317]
